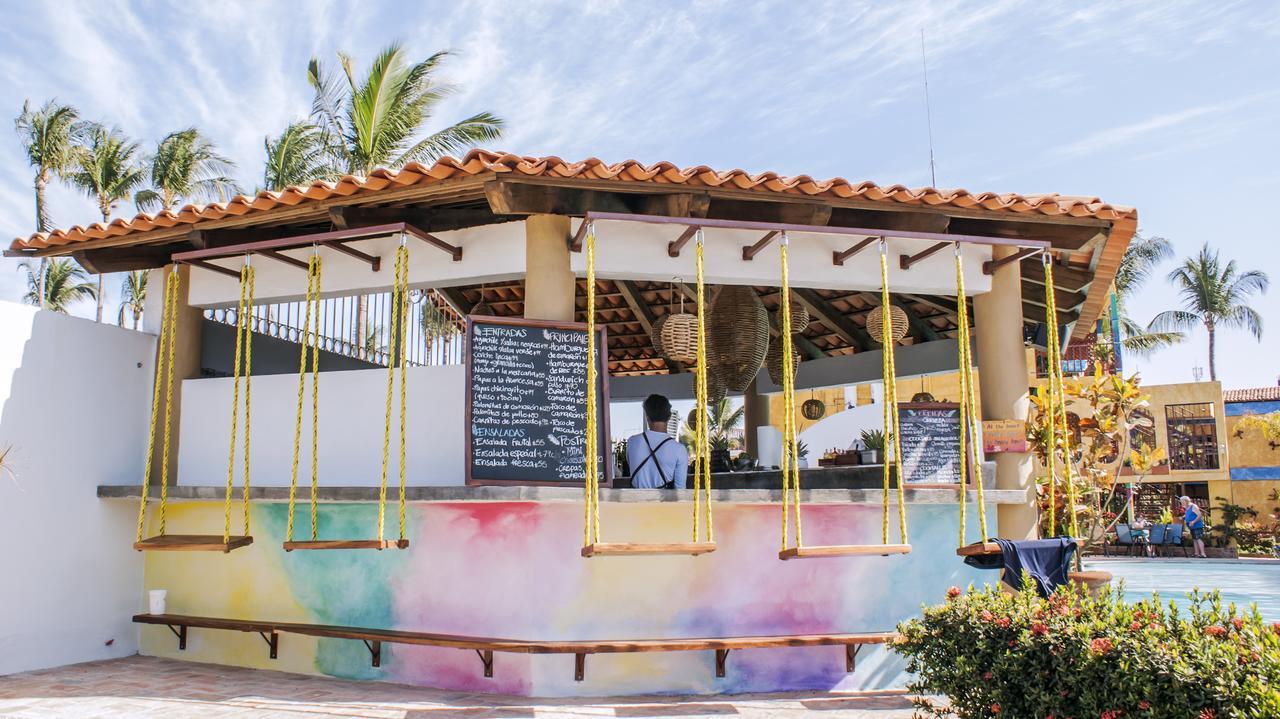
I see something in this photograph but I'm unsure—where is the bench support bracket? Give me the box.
[476,649,494,678]
[574,653,586,682]
[363,639,382,668]
[258,631,278,660]
[846,644,863,673]
[166,624,187,651]
[715,648,730,678]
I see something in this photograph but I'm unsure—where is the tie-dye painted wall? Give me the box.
[138,500,991,696]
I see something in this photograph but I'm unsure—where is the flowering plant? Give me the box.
[896,583,1280,718]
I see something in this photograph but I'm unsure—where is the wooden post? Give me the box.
[973,247,1036,539]
[743,378,770,459]
[146,264,204,490]
[524,215,576,322]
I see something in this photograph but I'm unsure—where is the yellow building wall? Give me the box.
[769,387,846,435]
[1143,381,1230,491]
[1225,406,1280,517]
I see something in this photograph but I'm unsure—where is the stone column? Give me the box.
[743,377,770,459]
[523,215,576,322]
[146,264,204,488]
[973,247,1036,539]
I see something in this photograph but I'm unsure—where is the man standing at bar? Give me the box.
[626,394,689,489]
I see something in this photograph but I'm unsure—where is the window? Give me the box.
[1165,403,1219,470]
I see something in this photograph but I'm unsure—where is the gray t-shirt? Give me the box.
[626,429,689,489]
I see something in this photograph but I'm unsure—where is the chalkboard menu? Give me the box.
[465,316,611,486]
[897,402,962,486]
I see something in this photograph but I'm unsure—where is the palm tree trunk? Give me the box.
[34,177,47,310]
[96,276,104,322]
[96,206,109,323]
[1207,323,1217,381]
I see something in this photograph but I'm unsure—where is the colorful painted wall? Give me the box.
[1226,399,1280,517]
[136,499,992,696]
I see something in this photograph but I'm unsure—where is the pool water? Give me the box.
[1086,559,1280,620]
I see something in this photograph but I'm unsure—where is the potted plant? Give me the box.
[796,440,810,469]
[859,429,885,465]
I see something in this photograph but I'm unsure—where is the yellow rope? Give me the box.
[137,267,180,541]
[879,243,908,545]
[1043,258,1079,538]
[779,236,802,550]
[242,266,254,537]
[397,245,410,542]
[954,246,987,545]
[224,262,254,543]
[379,243,410,542]
[693,232,713,542]
[287,254,322,542]
[584,223,600,545]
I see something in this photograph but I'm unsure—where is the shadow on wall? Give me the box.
[0,302,153,675]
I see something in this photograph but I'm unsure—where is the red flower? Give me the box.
[996,617,1011,629]
[1130,621,1142,631]
[981,610,995,622]
[1199,710,1217,719]
[946,586,962,600]
[1101,710,1123,719]
[1090,637,1114,655]
[1032,622,1049,636]
[1139,700,1151,710]
[1272,622,1280,635]
[1203,625,1228,638]
[982,671,993,681]
[1230,617,1244,631]
[990,704,1000,714]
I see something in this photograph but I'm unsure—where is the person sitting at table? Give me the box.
[1131,515,1155,557]
[626,394,689,489]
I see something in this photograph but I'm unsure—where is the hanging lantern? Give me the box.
[775,293,810,334]
[866,304,908,343]
[707,371,728,405]
[470,300,494,316]
[801,398,826,421]
[708,286,769,392]
[660,313,698,365]
[764,336,801,386]
[911,392,936,403]
[650,314,669,357]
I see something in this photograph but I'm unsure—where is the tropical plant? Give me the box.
[859,428,886,451]
[897,584,1280,718]
[307,43,504,176]
[67,123,145,322]
[262,120,339,190]
[135,128,240,213]
[680,397,745,453]
[420,294,460,338]
[1027,369,1165,554]
[1149,243,1269,380]
[19,258,97,313]
[1236,411,1280,449]
[1112,233,1184,356]
[117,270,148,329]
[14,99,81,308]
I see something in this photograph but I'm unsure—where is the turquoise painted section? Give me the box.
[1225,400,1280,416]
[144,500,995,697]
[1230,466,1280,480]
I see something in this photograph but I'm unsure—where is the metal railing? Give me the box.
[204,289,464,367]
[1035,337,1116,378]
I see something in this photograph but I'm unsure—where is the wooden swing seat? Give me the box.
[778,544,912,560]
[134,535,253,552]
[283,539,409,552]
[955,539,1081,558]
[581,542,717,557]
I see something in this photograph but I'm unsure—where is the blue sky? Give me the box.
[1,0,1277,389]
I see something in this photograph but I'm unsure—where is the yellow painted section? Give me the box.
[1228,480,1280,518]
[1227,414,1280,468]
[769,387,845,434]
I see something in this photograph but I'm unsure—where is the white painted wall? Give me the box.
[0,302,152,675]
[571,219,994,295]
[176,365,465,487]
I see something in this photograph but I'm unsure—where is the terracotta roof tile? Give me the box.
[9,149,1137,252]
[1223,386,1280,403]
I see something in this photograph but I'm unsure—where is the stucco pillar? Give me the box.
[973,247,1036,539]
[743,377,770,459]
[145,264,204,488]
[523,215,576,322]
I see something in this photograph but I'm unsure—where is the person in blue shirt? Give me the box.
[1180,496,1207,558]
[626,394,689,489]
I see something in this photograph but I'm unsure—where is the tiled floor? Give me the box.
[0,656,922,718]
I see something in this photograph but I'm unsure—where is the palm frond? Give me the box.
[396,112,505,166]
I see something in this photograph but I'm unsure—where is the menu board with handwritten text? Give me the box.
[465,316,611,485]
[897,402,962,485]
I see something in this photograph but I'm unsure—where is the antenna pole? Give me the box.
[921,29,937,188]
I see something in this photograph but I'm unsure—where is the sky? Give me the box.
[1,0,1278,390]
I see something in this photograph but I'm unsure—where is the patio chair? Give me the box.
[1106,523,1138,557]
[1164,522,1188,558]
[1148,524,1166,557]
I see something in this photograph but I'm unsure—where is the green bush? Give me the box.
[895,583,1280,718]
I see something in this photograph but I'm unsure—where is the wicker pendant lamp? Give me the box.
[775,292,809,334]
[801,398,826,421]
[659,280,698,365]
[708,286,769,392]
[764,336,801,386]
[866,304,908,343]
[651,314,669,357]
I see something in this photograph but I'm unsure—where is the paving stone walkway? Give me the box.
[0,656,921,718]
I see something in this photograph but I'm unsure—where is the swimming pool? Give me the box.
[1086,558,1280,620]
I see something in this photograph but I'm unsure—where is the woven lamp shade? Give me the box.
[775,294,810,334]
[650,314,669,357]
[707,371,728,405]
[764,336,801,386]
[801,398,826,421]
[867,304,909,343]
[659,313,699,365]
[708,286,769,392]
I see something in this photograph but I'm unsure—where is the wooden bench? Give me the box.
[134,614,897,681]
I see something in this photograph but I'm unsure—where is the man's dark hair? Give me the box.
[643,394,672,424]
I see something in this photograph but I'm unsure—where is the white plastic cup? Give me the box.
[148,589,167,615]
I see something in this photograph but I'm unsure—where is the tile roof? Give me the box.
[10,149,1137,252]
[1223,386,1280,403]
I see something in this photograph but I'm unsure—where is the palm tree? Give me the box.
[20,259,97,314]
[68,123,145,322]
[1149,244,1269,380]
[681,398,746,452]
[1112,233,1184,356]
[135,128,240,213]
[118,270,148,329]
[307,43,504,177]
[14,99,81,308]
[262,120,339,191]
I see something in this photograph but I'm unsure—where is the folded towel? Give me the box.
[963,537,1077,597]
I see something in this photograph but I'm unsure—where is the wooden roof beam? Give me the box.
[791,288,874,352]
